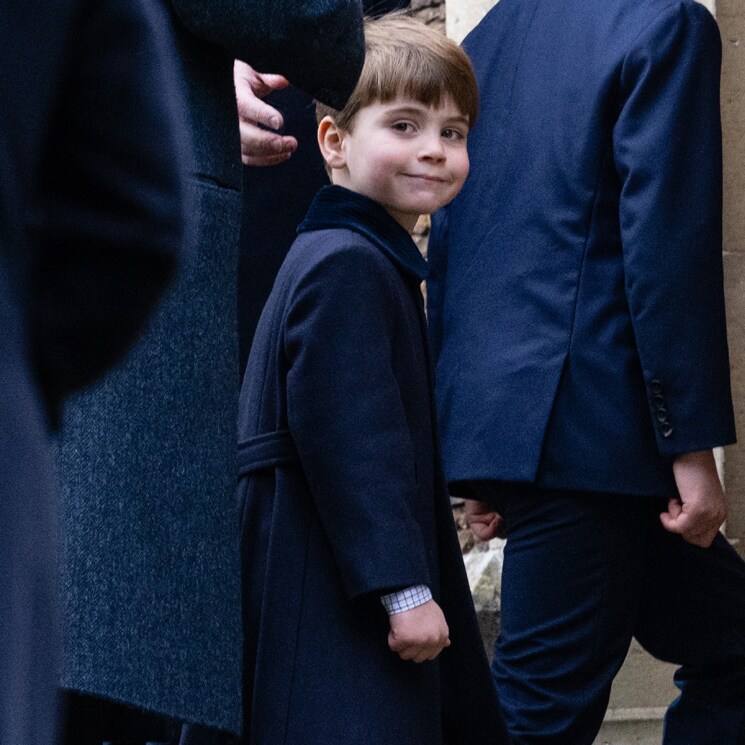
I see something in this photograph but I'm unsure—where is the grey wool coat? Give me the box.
[57,0,364,735]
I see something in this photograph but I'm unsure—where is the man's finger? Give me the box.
[237,96,285,131]
[660,509,719,548]
[397,645,417,661]
[253,72,291,97]
[683,521,721,547]
[666,498,683,520]
[242,152,293,167]
[240,125,296,157]
[660,510,687,535]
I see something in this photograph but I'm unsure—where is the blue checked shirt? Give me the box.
[380,585,432,615]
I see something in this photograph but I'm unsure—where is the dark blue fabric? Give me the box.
[171,0,364,110]
[238,188,508,744]
[487,486,745,745]
[428,0,735,497]
[0,0,187,742]
[0,281,60,745]
[237,429,298,475]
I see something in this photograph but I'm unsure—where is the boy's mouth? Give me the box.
[404,173,448,183]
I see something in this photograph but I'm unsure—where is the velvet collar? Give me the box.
[298,185,429,282]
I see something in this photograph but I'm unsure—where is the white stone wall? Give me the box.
[720,0,745,554]
[446,0,498,43]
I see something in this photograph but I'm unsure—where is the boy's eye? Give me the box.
[442,127,466,141]
[391,121,415,133]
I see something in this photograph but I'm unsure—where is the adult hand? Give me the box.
[661,449,727,548]
[464,498,505,541]
[234,60,298,166]
[388,600,450,663]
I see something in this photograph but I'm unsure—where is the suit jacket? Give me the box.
[57,0,365,735]
[0,0,186,742]
[238,186,508,745]
[428,0,735,498]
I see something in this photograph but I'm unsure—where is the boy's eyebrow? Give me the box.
[381,104,470,126]
[444,114,471,127]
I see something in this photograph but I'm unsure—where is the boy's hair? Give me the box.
[316,13,478,131]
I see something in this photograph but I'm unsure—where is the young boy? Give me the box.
[237,14,509,745]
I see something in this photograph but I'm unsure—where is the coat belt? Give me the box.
[237,429,299,476]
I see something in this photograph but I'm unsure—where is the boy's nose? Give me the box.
[419,133,446,161]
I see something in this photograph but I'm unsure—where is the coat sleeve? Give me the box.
[283,247,432,601]
[614,0,736,457]
[169,0,364,109]
[26,0,189,423]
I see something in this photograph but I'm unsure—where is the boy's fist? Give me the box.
[387,600,450,663]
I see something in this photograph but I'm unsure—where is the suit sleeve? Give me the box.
[284,247,431,601]
[614,1,735,456]
[169,0,364,109]
[27,0,189,422]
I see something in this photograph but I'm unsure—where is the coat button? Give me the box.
[650,379,663,395]
[660,424,674,438]
[655,409,669,423]
[652,394,666,409]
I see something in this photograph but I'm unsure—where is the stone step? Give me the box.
[594,712,664,745]
[594,640,678,744]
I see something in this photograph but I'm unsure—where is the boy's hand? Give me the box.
[233,60,298,166]
[387,600,450,663]
[464,498,505,541]
[661,450,727,548]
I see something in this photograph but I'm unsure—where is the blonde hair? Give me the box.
[316,13,478,131]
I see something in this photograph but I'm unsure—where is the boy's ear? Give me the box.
[317,116,347,171]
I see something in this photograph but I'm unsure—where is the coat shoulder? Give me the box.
[282,228,399,297]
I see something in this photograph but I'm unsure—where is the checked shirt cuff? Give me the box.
[380,585,432,616]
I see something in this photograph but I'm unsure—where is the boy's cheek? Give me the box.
[455,153,470,182]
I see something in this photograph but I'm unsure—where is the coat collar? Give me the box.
[298,185,429,281]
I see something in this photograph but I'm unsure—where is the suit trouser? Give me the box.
[478,485,745,745]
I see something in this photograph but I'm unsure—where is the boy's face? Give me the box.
[320,95,470,231]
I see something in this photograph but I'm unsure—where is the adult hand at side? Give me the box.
[234,60,298,166]
[662,449,727,548]
[388,600,450,663]
[464,498,505,541]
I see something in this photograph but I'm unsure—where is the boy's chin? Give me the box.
[409,198,455,215]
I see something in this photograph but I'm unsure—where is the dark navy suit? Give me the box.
[428,0,745,742]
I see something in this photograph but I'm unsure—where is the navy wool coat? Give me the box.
[57,0,364,735]
[238,186,508,745]
[428,0,735,498]
[1,0,187,742]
